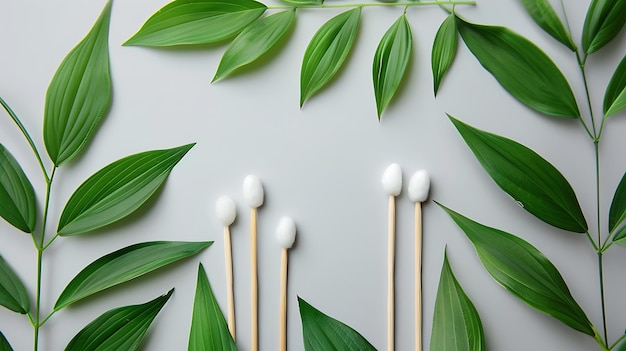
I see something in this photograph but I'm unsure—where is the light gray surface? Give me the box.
[1,0,625,350]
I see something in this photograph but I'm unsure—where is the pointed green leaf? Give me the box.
[432,14,458,96]
[124,0,267,47]
[57,144,194,236]
[431,250,485,351]
[298,297,376,351]
[280,0,322,5]
[189,264,237,351]
[300,8,361,106]
[44,1,112,166]
[609,172,626,233]
[54,241,211,310]
[519,0,576,51]
[611,225,626,244]
[604,54,626,116]
[439,204,594,336]
[456,17,580,118]
[65,289,173,351]
[582,0,626,54]
[0,331,12,351]
[373,14,412,118]
[0,255,30,314]
[213,9,295,82]
[0,144,36,233]
[449,115,587,233]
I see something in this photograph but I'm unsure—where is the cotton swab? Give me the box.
[408,170,430,351]
[243,175,264,351]
[216,196,237,340]
[276,216,296,351]
[381,163,402,351]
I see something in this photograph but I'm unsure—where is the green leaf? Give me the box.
[609,172,626,233]
[300,8,361,106]
[432,14,457,96]
[603,54,626,116]
[57,144,194,236]
[373,14,412,118]
[65,289,173,351]
[430,250,485,351]
[0,331,12,351]
[439,203,594,336]
[0,144,36,233]
[43,1,112,166]
[519,0,577,51]
[124,0,267,47]
[298,297,376,351]
[613,333,626,350]
[449,115,587,233]
[611,225,626,244]
[213,9,296,82]
[582,0,626,54]
[456,17,580,118]
[280,0,322,4]
[188,264,237,351]
[54,241,211,310]
[0,255,30,314]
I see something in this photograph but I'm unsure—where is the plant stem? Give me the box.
[268,0,476,10]
[598,253,608,345]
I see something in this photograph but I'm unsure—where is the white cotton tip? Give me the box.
[275,216,296,249]
[243,175,264,208]
[216,196,236,226]
[381,163,402,196]
[408,170,430,203]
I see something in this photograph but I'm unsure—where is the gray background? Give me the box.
[2,0,626,350]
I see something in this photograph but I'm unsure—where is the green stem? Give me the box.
[598,253,608,345]
[578,55,597,140]
[268,0,476,10]
[610,332,626,350]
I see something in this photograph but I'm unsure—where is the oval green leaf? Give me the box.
[431,250,485,351]
[519,0,576,51]
[432,13,458,96]
[0,331,12,351]
[298,297,376,351]
[65,289,173,351]
[189,264,237,351]
[582,0,626,54]
[604,54,626,117]
[439,203,595,336]
[449,115,587,233]
[300,7,361,106]
[373,14,412,119]
[54,241,212,310]
[213,9,296,82]
[610,172,626,233]
[456,17,580,118]
[44,1,112,166]
[0,255,30,314]
[0,144,36,233]
[57,143,194,236]
[124,0,267,47]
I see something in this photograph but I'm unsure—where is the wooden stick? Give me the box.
[224,225,236,340]
[279,248,288,351]
[250,208,258,351]
[415,202,423,351]
[387,195,396,351]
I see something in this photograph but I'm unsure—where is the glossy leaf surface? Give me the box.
[213,9,295,82]
[519,0,576,50]
[44,1,112,166]
[431,251,485,351]
[124,0,267,46]
[604,54,626,116]
[609,172,626,233]
[0,144,36,233]
[55,241,211,310]
[450,116,587,233]
[457,17,579,118]
[57,144,194,236]
[65,289,173,351]
[0,331,11,351]
[582,0,626,54]
[188,264,237,351]
[432,13,457,96]
[0,256,30,314]
[300,8,361,106]
[440,204,594,336]
[373,14,412,118]
[299,297,376,351]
